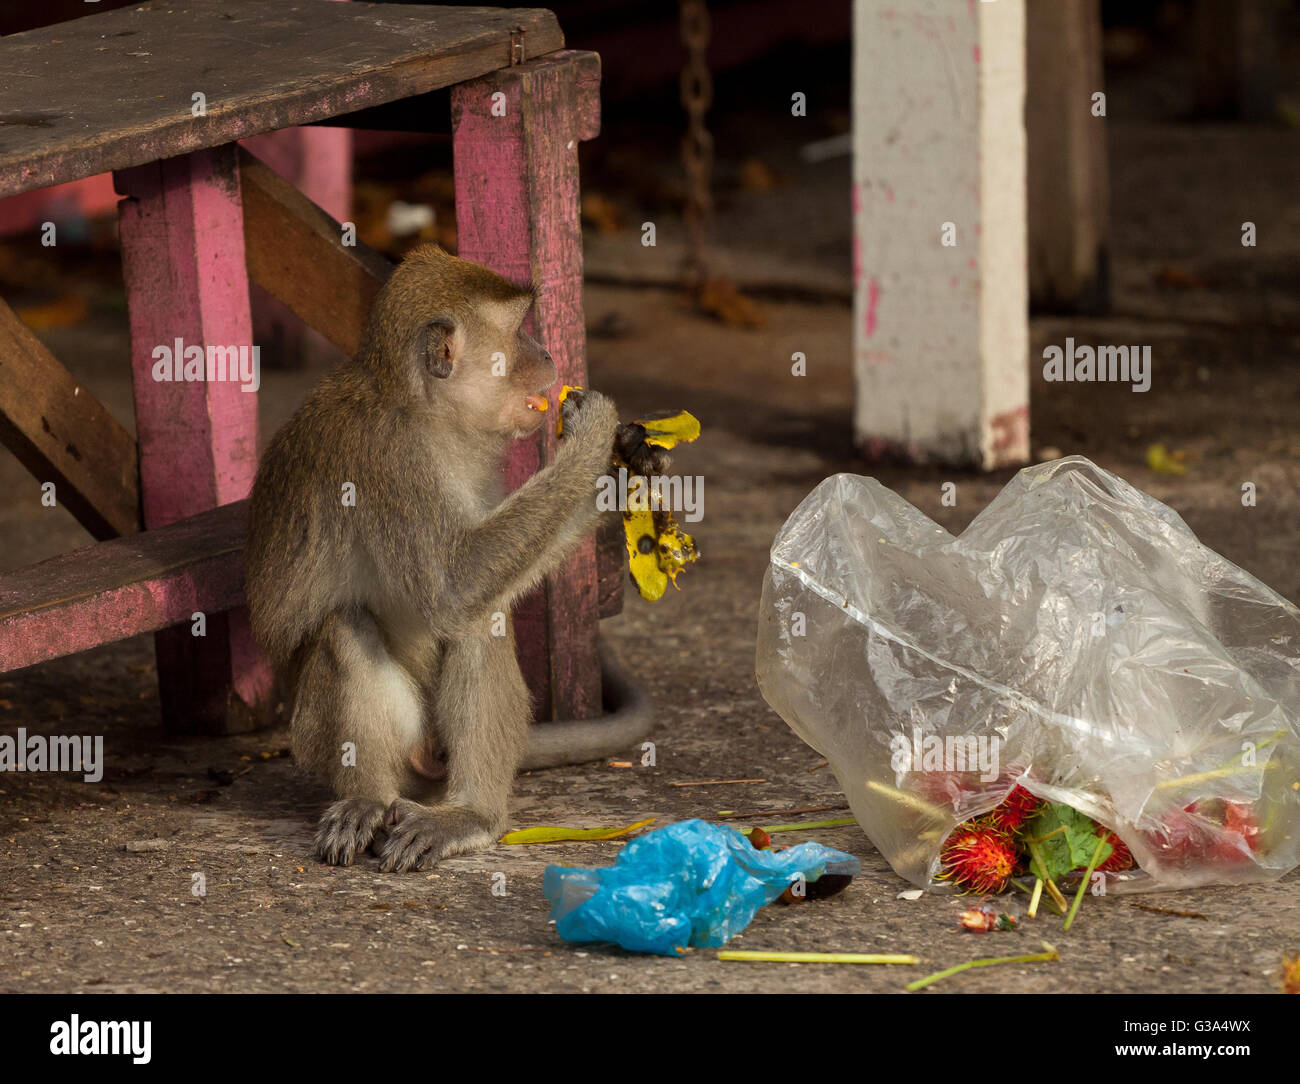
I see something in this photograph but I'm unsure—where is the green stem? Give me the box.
[905,942,1060,992]
[1024,838,1069,913]
[864,779,950,822]
[1063,831,1110,932]
[1155,731,1284,793]
[758,817,857,834]
[1044,878,1070,913]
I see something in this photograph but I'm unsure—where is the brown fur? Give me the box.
[245,245,618,871]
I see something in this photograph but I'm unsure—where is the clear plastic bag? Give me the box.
[543,819,860,955]
[756,457,1300,892]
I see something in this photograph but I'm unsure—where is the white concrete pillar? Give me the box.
[852,0,1029,468]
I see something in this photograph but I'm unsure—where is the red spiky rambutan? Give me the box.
[1096,827,1134,872]
[938,821,1019,895]
[1144,806,1207,868]
[913,769,980,808]
[988,785,1042,835]
[1146,801,1259,869]
[1223,801,1260,853]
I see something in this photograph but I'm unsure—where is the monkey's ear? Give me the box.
[420,317,458,379]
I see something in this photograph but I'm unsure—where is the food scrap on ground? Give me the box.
[1282,955,1300,995]
[717,950,919,966]
[905,942,1060,992]
[1130,902,1209,920]
[958,901,1020,932]
[740,817,857,834]
[500,818,656,845]
[716,803,850,820]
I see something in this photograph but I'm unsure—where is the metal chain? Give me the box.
[679,0,713,292]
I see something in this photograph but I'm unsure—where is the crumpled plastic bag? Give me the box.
[756,456,1300,892]
[543,819,860,955]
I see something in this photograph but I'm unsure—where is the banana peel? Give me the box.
[558,386,701,601]
[619,414,702,602]
[634,410,701,450]
[555,383,578,436]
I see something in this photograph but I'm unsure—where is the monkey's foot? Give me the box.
[378,798,496,872]
[314,798,388,866]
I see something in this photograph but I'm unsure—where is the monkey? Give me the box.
[245,244,620,872]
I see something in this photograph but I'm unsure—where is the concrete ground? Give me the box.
[1,26,1298,994]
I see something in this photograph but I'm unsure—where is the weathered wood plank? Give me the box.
[0,2,564,198]
[0,496,629,678]
[1027,0,1109,313]
[1194,0,1280,121]
[596,517,625,619]
[0,296,140,539]
[852,0,1029,469]
[243,125,354,368]
[0,501,246,674]
[452,50,603,722]
[240,146,391,358]
[115,145,270,734]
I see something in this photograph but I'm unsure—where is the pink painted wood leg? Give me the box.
[451,51,603,724]
[114,145,272,734]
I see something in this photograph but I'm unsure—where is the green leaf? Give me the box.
[1023,802,1112,881]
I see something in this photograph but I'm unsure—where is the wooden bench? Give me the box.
[0,2,621,736]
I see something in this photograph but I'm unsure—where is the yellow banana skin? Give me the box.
[558,391,701,601]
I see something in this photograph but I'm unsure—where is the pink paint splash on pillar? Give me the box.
[864,277,881,339]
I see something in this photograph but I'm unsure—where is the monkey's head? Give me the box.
[360,245,558,440]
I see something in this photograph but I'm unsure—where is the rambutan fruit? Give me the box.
[1223,800,1260,853]
[988,785,1042,835]
[1095,827,1134,872]
[912,769,980,808]
[938,821,1019,895]
[1145,801,1260,869]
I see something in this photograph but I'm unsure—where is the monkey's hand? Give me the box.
[314,797,389,866]
[614,421,673,477]
[558,388,619,469]
[437,389,618,630]
[378,799,496,872]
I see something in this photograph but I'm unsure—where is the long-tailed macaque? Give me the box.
[246,244,618,871]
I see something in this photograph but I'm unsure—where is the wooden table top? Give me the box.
[0,1,563,197]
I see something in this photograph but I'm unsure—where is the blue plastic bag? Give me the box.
[543,818,860,956]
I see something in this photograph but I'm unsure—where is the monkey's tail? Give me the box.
[521,637,654,771]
